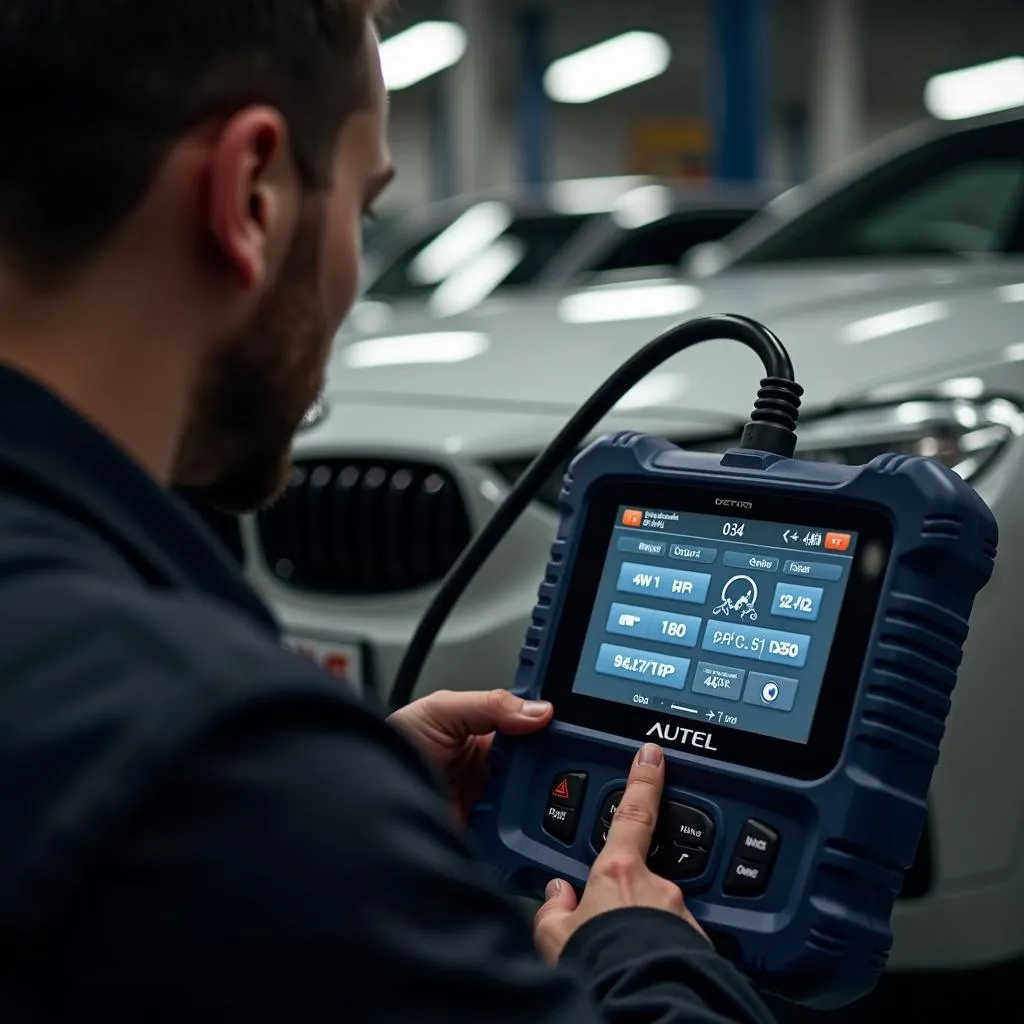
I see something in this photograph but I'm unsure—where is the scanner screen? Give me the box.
[570,505,859,745]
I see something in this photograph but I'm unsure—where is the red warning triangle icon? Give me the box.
[552,778,571,800]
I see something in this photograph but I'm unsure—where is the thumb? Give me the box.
[540,877,578,913]
[533,877,578,962]
[428,688,553,738]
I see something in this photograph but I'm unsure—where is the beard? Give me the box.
[174,199,332,515]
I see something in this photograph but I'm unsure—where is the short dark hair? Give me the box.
[0,1,385,288]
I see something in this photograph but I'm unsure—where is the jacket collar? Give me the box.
[0,363,279,634]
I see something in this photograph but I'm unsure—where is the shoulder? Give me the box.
[0,565,417,924]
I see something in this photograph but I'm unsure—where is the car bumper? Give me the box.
[246,449,1024,973]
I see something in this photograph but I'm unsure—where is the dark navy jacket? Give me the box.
[0,364,775,1023]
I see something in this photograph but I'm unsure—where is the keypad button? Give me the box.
[543,803,578,844]
[736,819,778,864]
[723,857,770,897]
[549,771,588,809]
[651,843,710,880]
[598,789,624,826]
[662,802,715,849]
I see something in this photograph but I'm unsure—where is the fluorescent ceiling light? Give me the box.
[544,31,671,104]
[340,332,489,369]
[410,202,512,284]
[380,21,467,91]
[429,238,525,317]
[559,282,703,324]
[841,301,949,344]
[923,56,1024,120]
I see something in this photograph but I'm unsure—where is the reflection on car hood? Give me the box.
[308,261,1024,454]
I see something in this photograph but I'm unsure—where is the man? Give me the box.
[0,3,777,1021]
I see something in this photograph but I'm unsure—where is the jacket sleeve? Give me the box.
[43,691,777,1024]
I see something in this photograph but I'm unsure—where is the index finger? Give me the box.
[599,743,664,859]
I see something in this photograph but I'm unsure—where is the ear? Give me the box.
[204,106,299,292]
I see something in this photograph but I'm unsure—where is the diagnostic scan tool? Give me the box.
[389,315,998,1009]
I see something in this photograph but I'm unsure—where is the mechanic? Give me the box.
[0,4,777,1022]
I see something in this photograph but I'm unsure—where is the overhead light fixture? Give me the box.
[380,21,468,91]
[544,31,671,104]
[923,56,1024,120]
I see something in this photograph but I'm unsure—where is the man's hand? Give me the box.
[388,689,553,824]
[533,742,709,964]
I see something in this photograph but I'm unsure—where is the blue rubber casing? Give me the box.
[469,433,998,1009]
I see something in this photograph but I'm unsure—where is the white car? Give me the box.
[356,177,772,320]
[205,109,1024,980]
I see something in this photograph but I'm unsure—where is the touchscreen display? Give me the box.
[569,504,860,745]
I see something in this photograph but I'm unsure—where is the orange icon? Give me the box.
[622,509,644,527]
[824,532,851,552]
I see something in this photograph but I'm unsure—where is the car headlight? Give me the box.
[790,397,1024,482]
[489,396,1023,511]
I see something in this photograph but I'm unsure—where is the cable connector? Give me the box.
[739,376,804,459]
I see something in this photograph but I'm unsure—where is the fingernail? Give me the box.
[522,700,551,717]
[545,879,562,899]
[638,742,662,766]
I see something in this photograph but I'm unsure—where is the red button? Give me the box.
[824,532,851,552]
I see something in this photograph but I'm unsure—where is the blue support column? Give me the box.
[518,9,548,189]
[711,0,767,182]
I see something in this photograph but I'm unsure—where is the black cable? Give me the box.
[387,313,803,711]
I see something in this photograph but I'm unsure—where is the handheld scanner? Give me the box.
[469,432,997,1009]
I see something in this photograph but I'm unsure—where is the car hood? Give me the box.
[303,261,1024,457]
[329,262,1024,407]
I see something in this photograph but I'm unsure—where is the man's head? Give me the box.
[0,1,394,511]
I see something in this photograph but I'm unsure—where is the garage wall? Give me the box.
[379,0,1024,210]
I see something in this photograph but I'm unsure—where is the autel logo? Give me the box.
[646,722,718,751]
[715,498,753,510]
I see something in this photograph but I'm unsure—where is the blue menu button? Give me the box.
[723,551,780,573]
[701,619,810,668]
[772,582,824,622]
[783,559,843,582]
[692,662,745,701]
[595,643,690,690]
[667,543,717,564]
[616,562,711,604]
[649,610,702,649]
[743,671,799,712]
[617,535,667,557]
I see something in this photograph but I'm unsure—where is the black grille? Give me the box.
[256,458,472,594]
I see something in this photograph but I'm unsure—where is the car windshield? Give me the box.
[731,118,1024,265]
[363,207,593,300]
[584,208,759,278]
